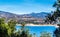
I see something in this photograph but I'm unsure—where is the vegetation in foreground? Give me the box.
[0,18,52,37]
[0,17,60,37]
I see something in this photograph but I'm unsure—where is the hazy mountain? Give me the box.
[0,11,50,19]
[0,11,51,24]
[30,12,50,18]
[0,11,17,18]
[21,12,50,18]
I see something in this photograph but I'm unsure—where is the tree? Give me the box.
[53,0,60,37]
[45,13,52,24]
[0,18,8,37]
[20,22,28,37]
[45,0,60,24]
[40,32,51,37]
[21,22,26,31]
[29,34,32,37]
[20,30,28,37]
[54,24,60,37]
[8,19,17,28]
[25,29,31,37]
[33,33,36,37]
[54,27,60,37]
[53,0,60,20]
[8,19,17,37]
[14,30,21,37]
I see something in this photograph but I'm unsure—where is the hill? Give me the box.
[0,11,51,24]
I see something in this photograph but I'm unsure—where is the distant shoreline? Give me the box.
[16,24,59,27]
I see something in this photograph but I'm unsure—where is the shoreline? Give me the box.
[16,24,59,27]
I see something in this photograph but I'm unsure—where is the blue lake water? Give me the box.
[16,26,56,37]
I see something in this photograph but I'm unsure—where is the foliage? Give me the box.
[40,32,51,37]
[45,0,60,24]
[0,18,8,37]
[53,0,60,37]
[54,26,60,37]
[0,18,33,37]
[0,18,17,37]
[8,19,17,37]
[52,0,60,19]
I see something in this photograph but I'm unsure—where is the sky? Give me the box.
[0,0,56,14]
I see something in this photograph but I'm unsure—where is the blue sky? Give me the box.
[0,0,56,14]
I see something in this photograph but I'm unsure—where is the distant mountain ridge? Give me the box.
[30,12,50,18]
[0,11,51,24]
[0,11,17,19]
[0,11,50,19]
[21,12,50,18]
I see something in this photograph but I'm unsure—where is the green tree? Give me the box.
[45,13,52,24]
[25,29,30,37]
[40,32,51,37]
[33,33,36,37]
[52,0,60,19]
[0,18,8,37]
[52,0,60,37]
[20,22,28,37]
[29,34,32,37]
[54,24,60,37]
[14,30,21,37]
[21,22,26,31]
[8,19,17,37]
[45,0,60,24]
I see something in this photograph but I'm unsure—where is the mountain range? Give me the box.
[24,12,50,18]
[0,11,51,24]
[0,11,50,19]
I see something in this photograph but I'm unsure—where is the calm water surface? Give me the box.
[16,26,56,37]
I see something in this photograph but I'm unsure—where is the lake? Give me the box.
[16,26,57,37]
